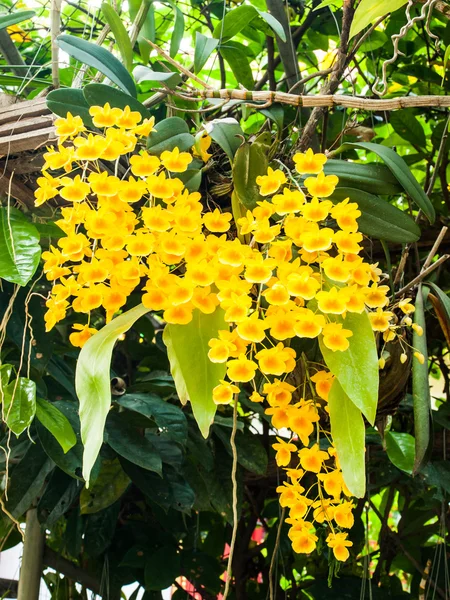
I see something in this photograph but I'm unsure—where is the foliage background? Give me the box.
[0,0,450,598]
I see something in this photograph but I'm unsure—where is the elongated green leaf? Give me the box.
[46,88,94,127]
[412,285,430,473]
[194,33,219,74]
[349,0,409,39]
[390,110,426,149]
[101,3,133,71]
[0,10,35,30]
[232,142,268,210]
[75,304,149,485]
[80,458,130,514]
[163,308,227,438]
[0,364,12,396]
[324,159,402,196]
[425,282,450,346]
[134,65,182,89]
[443,44,450,84]
[320,311,378,425]
[0,207,40,286]
[328,379,365,498]
[83,83,150,121]
[213,5,258,42]
[339,142,435,223]
[147,116,195,154]
[220,42,254,89]
[385,431,415,474]
[37,470,79,528]
[57,34,137,97]
[3,378,36,436]
[169,2,184,58]
[257,10,286,42]
[36,397,77,454]
[205,118,244,161]
[128,0,154,64]
[331,188,421,243]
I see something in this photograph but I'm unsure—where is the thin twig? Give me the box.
[50,0,62,88]
[396,254,449,296]
[129,0,150,47]
[222,398,239,600]
[145,40,212,89]
[422,226,448,271]
[288,68,333,94]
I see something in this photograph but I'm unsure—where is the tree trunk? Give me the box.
[17,508,44,600]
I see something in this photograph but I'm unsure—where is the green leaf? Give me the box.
[177,168,202,192]
[314,0,339,9]
[80,458,130,514]
[0,207,40,286]
[194,32,219,74]
[349,0,409,39]
[339,142,435,223]
[116,393,187,444]
[390,110,426,148]
[213,5,258,42]
[134,65,182,89]
[37,470,79,527]
[260,104,284,130]
[205,117,244,161]
[106,412,162,475]
[145,545,181,590]
[358,30,388,52]
[57,34,137,97]
[35,397,77,454]
[3,377,36,436]
[147,116,195,154]
[328,379,365,498]
[0,10,35,29]
[46,88,94,127]
[257,10,286,42]
[168,2,184,58]
[101,3,133,71]
[220,42,254,89]
[128,0,154,64]
[442,44,450,84]
[385,431,415,474]
[75,303,149,485]
[163,308,227,438]
[215,427,268,475]
[331,188,421,243]
[5,442,54,519]
[0,363,12,392]
[320,311,378,425]
[34,221,66,240]
[83,83,150,121]
[425,282,450,346]
[232,142,268,210]
[412,285,431,473]
[324,159,402,196]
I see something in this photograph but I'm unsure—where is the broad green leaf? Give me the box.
[214,427,268,475]
[260,104,284,130]
[0,10,35,30]
[390,110,426,149]
[83,83,150,121]
[145,545,181,591]
[194,32,219,74]
[57,34,137,97]
[168,2,184,58]
[324,159,402,196]
[349,0,409,39]
[257,10,286,42]
[213,5,258,42]
[163,308,227,438]
[134,65,182,89]
[5,442,54,519]
[3,377,36,436]
[34,221,66,240]
[232,142,268,210]
[320,311,378,425]
[177,168,202,192]
[205,118,244,161]
[328,379,365,498]
[0,207,40,286]
[412,285,430,473]
[339,142,435,223]
[46,88,94,127]
[116,393,187,444]
[75,303,149,485]
[220,42,254,89]
[80,458,130,514]
[0,364,12,398]
[385,431,415,474]
[331,188,421,243]
[101,3,133,71]
[106,412,162,474]
[147,116,195,154]
[358,30,388,52]
[37,470,79,527]
[35,397,77,454]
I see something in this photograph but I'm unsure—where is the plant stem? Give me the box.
[17,508,44,600]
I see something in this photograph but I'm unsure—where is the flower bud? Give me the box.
[400,353,408,364]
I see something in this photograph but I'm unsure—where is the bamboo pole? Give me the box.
[175,89,450,110]
[17,508,44,600]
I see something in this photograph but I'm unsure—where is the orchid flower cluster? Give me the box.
[36,104,421,562]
